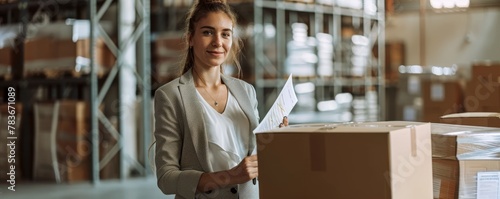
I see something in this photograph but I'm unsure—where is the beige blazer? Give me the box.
[154,69,260,199]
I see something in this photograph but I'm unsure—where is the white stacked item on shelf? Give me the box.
[294,82,316,112]
[316,0,335,6]
[350,35,370,77]
[285,23,317,77]
[312,93,353,123]
[336,0,363,10]
[316,33,334,77]
[352,90,378,122]
[364,0,378,15]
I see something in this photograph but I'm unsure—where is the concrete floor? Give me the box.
[0,177,174,199]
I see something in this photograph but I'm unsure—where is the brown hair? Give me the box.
[179,0,243,78]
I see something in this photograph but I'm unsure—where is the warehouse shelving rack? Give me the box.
[88,0,152,184]
[0,0,152,184]
[253,0,386,122]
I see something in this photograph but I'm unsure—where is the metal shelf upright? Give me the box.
[89,0,151,184]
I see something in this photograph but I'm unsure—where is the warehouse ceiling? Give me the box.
[392,0,500,12]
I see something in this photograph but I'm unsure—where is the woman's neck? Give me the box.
[193,66,222,87]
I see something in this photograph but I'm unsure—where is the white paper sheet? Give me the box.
[253,74,298,134]
[477,171,500,199]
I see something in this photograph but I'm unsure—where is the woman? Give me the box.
[154,0,287,198]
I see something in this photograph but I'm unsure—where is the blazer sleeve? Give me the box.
[154,88,203,199]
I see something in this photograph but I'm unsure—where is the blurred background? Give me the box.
[0,0,499,198]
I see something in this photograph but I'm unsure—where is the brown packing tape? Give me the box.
[309,134,326,172]
[411,126,417,157]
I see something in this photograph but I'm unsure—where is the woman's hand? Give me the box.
[197,155,258,192]
[278,116,288,128]
[227,154,258,184]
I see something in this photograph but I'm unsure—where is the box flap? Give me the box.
[258,121,427,134]
[441,112,500,119]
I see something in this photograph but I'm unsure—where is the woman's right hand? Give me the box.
[228,154,258,184]
[278,116,289,128]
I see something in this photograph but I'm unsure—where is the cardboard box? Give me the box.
[373,42,405,83]
[440,112,500,128]
[432,159,500,199]
[429,123,499,160]
[382,122,500,199]
[152,34,184,84]
[34,101,91,182]
[397,104,422,122]
[153,34,184,58]
[256,122,433,199]
[95,38,116,69]
[464,79,500,112]
[23,37,114,76]
[423,109,455,123]
[0,47,12,67]
[472,63,500,81]
[422,80,463,113]
[24,37,55,61]
[0,46,12,78]
[55,39,89,59]
[433,159,459,199]
[55,38,114,71]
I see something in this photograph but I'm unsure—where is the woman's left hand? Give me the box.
[278,116,288,128]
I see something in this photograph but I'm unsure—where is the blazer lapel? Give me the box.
[178,70,213,172]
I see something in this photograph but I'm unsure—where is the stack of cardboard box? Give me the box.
[431,125,500,199]
[22,37,114,77]
[431,120,500,199]
[33,100,119,182]
[33,101,91,182]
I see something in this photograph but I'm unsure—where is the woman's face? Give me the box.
[190,11,233,69]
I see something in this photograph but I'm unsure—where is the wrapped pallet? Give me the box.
[430,123,500,199]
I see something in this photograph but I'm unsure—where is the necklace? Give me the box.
[194,69,221,107]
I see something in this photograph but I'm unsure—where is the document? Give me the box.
[254,74,298,133]
[476,171,500,199]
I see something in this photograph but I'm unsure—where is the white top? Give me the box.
[196,90,259,198]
